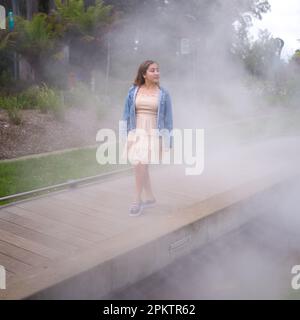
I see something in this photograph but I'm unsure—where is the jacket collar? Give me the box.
[131,84,164,95]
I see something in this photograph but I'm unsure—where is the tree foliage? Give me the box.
[0,0,281,87]
[243,30,284,77]
[55,0,113,35]
[14,13,56,57]
[0,0,114,85]
[291,49,300,66]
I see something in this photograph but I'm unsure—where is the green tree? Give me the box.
[244,29,284,77]
[55,0,113,35]
[53,0,114,83]
[102,0,271,79]
[230,0,271,59]
[291,49,300,66]
[11,13,58,82]
[0,0,114,86]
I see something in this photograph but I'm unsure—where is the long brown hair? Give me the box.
[133,60,159,86]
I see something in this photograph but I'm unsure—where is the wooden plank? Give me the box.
[77,184,131,203]
[86,170,199,207]
[2,206,105,243]
[85,180,134,197]
[51,186,178,220]
[47,193,132,224]
[43,195,131,230]
[6,270,16,279]
[51,190,132,219]
[0,229,64,260]
[47,193,159,233]
[0,218,79,255]
[68,191,134,218]
[16,201,129,238]
[0,210,95,248]
[0,252,32,275]
[0,239,50,267]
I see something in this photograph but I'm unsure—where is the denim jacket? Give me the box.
[121,85,173,148]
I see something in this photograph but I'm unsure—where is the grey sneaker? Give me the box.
[129,201,143,217]
[142,198,156,208]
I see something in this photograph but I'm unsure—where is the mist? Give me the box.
[2,0,300,300]
[65,0,300,298]
[96,0,300,299]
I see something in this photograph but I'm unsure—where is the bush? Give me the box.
[0,84,65,122]
[7,106,22,125]
[35,84,65,119]
[63,82,108,120]
[0,96,22,124]
[17,85,41,109]
[64,82,97,108]
[0,70,14,88]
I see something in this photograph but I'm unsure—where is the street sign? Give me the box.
[0,5,5,29]
[180,38,190,55]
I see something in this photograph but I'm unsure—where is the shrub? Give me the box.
[7,106,22,125]
[0,70,14,88]
[17,85,41,109]
[35,84,65,119]
[63,82,108,120]
[64,82,100,109]
[0,84,65,123]
[0,96,22,124]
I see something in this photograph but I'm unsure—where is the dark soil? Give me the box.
[0,107,119,160]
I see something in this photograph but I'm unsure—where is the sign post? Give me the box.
[180,38,190,55]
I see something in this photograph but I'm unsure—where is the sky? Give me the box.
[250,0,300,61]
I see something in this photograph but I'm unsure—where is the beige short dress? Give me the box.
[122,92,162,165]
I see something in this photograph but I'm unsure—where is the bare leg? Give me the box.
[141,136,163,200]
[143,164,156,201]
[132,135,160,203]
[133,162,146,203]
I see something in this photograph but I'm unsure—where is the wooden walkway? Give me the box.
[0,137,300,299]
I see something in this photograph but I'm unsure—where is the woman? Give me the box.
[122,60,173,217]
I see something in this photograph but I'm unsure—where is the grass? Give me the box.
[0,145,130,206]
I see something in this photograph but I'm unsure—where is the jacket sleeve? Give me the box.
[122,92,130,121]
[164,91,174,148]
[120,91,131,138]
